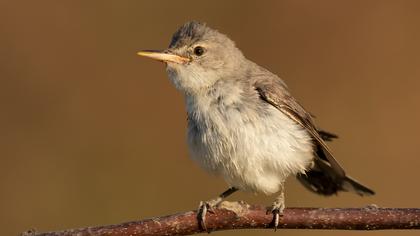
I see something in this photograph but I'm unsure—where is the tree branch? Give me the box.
[25,201,420,236]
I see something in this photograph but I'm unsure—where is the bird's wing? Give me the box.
[254,78,346,178]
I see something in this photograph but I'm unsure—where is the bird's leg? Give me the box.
[267,183,285,231]
[197,187,238,232]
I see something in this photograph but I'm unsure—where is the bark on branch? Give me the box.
[25,201,420,236]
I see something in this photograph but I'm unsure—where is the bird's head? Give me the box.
[138,21,245,94]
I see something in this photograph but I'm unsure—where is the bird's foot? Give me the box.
[266,200,285,231]
[196,188,238,233]
[197,198,222,233]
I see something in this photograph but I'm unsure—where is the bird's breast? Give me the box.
[185,91,314,194]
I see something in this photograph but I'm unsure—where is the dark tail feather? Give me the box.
[342,176,375,196]
[318,130,338,142]
[297,159,375,196]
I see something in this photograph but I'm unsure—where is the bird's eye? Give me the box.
[193,46,205,56]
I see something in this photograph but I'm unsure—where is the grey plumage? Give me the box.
[254,75,373,196]
[138,21,374,231]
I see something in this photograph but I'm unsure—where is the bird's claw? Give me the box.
[196,189,237,233]
[197,201,217,233]
[267,203,284,231]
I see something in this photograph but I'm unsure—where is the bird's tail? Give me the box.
[296,159,374,196]
[342,175,375,196]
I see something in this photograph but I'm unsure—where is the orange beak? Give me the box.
[137,50,190,64]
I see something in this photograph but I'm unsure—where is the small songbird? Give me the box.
[137,21,374,231]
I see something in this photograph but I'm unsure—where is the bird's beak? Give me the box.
[137,50,190,64]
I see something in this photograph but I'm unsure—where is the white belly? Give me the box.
[187,104,314,195]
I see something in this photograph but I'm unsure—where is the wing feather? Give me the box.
[254,82,346,179]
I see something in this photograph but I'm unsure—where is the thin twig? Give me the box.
[25,201,420,236]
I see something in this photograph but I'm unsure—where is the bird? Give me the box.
[137,21,374,231]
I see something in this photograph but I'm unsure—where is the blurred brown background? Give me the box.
[1,1,420,235]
